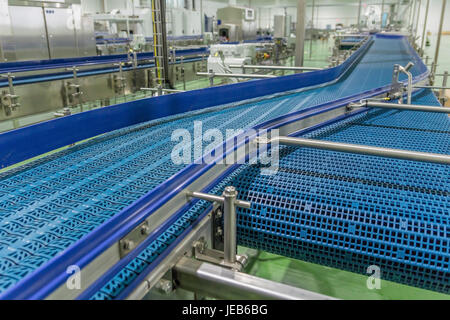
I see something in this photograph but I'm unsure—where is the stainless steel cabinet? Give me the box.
[0,1,96,62]
[9,5,49,61]
[44,7,78,59]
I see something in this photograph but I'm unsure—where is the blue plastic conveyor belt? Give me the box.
[0,36,447,297]
[90,88,449,300]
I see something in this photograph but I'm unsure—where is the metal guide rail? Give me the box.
[0,34,445,299]
[0,48,208,78]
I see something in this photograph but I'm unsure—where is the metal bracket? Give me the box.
[187,187,251,269]
[0,73,20,115]
[119,220,151,258]
[113,62,126,94]
[53,108,72,118]
[64,67,83,107]
[390,62,414,104]
[346,101,365,112]
[193,238,248,271]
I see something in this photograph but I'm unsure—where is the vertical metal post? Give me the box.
[208,69,214,87]
[202,53,206,72]
[41,5,52,60]
[6,73,15,100]
[295,0,306,68]
[159,0,170,87]
[433,0,447,75]
[414,0,421,40]
[440,70,448,102]
[381,0,385,29]
[133,52,138,69]
[420,0,430,56]
[309,0,315,59]
[357,0,362,31]
[431,61,436,83]
[223,186,237,264]
[410,0,417,33]
[200,0,204,36]
[181,56,186,91]
[152,0,171,87]
[400,0,406,26]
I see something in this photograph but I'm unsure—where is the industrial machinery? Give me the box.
[207,43,256,75]
[0,0,96,62]
[0,33,448,300]
[0,47,209,131]
[217,6,257,42]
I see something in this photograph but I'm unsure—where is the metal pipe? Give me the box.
[394,63,413,104]
[334,34,366,38]
[309,0,315,59]
[173,257,337,300]
[181,56,186,91]
[433,0,447,75]
[187,191,251,210]
[413,85,450,90]
[223,186,237,264]
[420,0,430,56]
[228,64,322,71]
[295,0,306,67]
[187,189,250,265]
[365,100,450,114]
[6,73,15,98]
[196,72,276,79]
[188,191,224,204]
[414,0,422,40]
[261,137,450,165]
[141,87,185,93]
[440,71,449,102]
[410,0,417,33]
[357,0,362,31]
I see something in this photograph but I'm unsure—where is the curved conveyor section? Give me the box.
[0,35,447,299]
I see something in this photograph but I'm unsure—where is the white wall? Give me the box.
[416,0,450,36]
[81,0,103,14]
[202,0,228,18]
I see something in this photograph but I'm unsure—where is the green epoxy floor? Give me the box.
[240,248,450,300]
[422,35,450,76]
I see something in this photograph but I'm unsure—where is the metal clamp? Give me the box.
[119,220,151,258]
[0,73,20,115]
[65,67,83,106]
[113,62,126,94]
[187,187,251,269]
[390,62,414,104]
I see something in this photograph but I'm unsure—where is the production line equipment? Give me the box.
[0,47,209,131]
[0,33,448,300]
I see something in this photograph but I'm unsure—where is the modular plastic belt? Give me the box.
[0,37,444,297]
[90,89,449,299]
